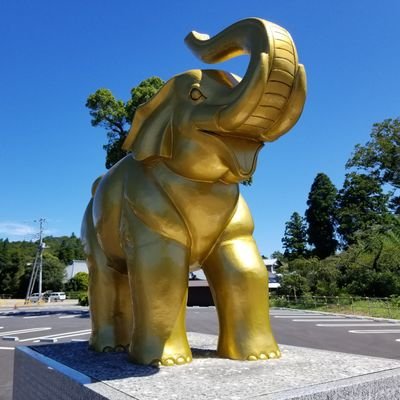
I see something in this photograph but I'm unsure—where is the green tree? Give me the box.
[337,219,400,296]
[270,250,285,263]
[41,253,66,292]
[282,212,308,260]
[0,239,12,294]
[287,257,339,296]
[86,77,165,168]
[336,172,391,247]
[65,272,89,292]
[305,173,338,258]
[346,118,400,214]
[0,239,30,295]
[277,271,310,297]
[56,234,85,265]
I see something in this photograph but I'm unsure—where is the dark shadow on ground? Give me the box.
[0,309,90,318]
[31,342,159,380]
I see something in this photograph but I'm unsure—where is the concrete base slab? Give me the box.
[13,332,400,400]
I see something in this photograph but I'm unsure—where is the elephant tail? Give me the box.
[91,176,103,197]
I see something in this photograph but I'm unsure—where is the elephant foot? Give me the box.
[148,354,192,367]
[89,328,130,353]
[101,344,129,353]
[246,348,281,361]
[129,337,192,366]
[217,332,281,361]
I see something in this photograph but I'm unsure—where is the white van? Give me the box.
[49,292,66,301]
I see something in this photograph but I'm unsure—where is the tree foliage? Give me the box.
[305,173,338,258]
[336,220,400,296]
[346,118,400,213]
[275,117,399,299]
[0,234,85,297]
[86,77,165,169]
[282,212,308,260]
[65,272,89,292]
[336,172,391,247]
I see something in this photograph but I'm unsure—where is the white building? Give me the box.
[65,260,88,281]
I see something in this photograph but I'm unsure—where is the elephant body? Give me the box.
[91,155,241,270]
[82,17,306,366]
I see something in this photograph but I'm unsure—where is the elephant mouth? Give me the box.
[199,129,263,180]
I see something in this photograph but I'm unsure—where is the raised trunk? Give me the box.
[186,18,306,141]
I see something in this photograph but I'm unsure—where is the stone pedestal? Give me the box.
[13,333,400,400]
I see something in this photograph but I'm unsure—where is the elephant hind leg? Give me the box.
[87,254,133,352]
[82,201,133,352]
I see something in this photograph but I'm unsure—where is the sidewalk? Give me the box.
[0,299,79,308]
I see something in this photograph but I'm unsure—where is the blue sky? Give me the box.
[1,1,399,256]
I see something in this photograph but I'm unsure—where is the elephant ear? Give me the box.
[122,80,174,161]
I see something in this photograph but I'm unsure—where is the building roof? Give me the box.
[64,260,88,281]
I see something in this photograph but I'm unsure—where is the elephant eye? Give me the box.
[189,87,205,101]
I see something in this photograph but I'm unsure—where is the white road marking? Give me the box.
[292,319,371,322]
[23,315,50,319]
[59,315,77,319]
[0,316,10,319]
[0,347,14,350]
[274,315,341,319]
[50,331,91,340]
[396,339,400,342]
[317,323,400,327]
[274,315,345,320]
[349,329,400,334]
[19,329,91,343]
[0,327,52,337]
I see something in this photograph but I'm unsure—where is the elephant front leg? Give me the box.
[203,236,280,361]
[124,215,192,366]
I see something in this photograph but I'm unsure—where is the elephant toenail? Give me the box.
[259,353,268,360]
[150,359,162,367]
[163,358,175,366]
[102,346,113,352]
[268,352,277,359]
[247,355,258,361]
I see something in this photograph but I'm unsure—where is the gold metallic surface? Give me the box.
[82,17,306,366]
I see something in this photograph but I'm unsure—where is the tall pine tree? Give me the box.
[282,212,308,260]
[305,173,338,258]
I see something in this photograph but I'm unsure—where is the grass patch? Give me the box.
[270,296,400,319]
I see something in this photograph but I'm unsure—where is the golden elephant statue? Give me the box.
[81,17,306,366]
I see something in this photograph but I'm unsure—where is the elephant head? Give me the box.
[123,18,306,183]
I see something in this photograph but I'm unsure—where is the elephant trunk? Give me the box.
[185,18,306,141]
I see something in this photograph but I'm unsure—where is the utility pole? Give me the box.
[25,219,46,304]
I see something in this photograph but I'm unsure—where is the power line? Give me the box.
[24,219,46,304]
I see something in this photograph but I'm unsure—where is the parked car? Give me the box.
[268,274,281,290]
[29,293,40,302]
[48,292,66,302]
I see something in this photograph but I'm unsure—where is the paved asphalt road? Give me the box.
[1,304,400,400]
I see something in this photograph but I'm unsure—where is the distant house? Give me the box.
[65,260,88,281]
[263,258,281,289]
